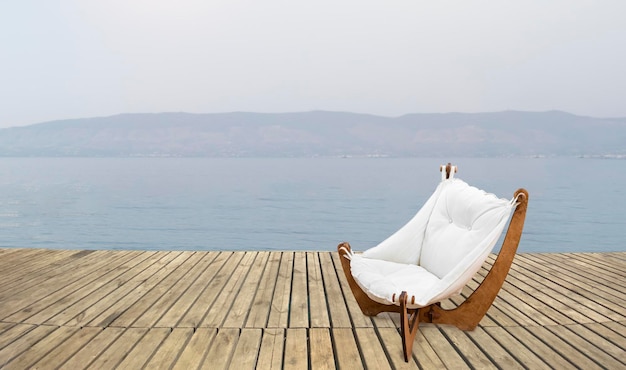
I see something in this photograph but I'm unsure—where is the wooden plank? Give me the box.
[309,328,335,369]
[545,324,625,369]
[0,251,130,320]
[308,252,331,328]
[245,252,282,328]
[483,326,549,369]
[565,324,626,363]
[267,252,294,328]
[289,252,309,328]
[376,327,419,369]
[522,253,626,302]
[171,328,217,370]
[157,252,231,328]
[3,326,79,369]
[602,321,626,339]
[532,254,626,298]
[222,252,270,328]
[144,328,194,369]
[419,326,470,369]
[525,325,603,370]
[504,326,576,369]
[110,252,201,327]
[411,330,447,369]
[354,328,392,370]
[283,328,308,370]
[14,251,152,325]
[116,327,171,369]
[465,327,524,370]
[199,328,239,370]
[200,252,257,327]
[507,255,620,320]
[440,327,497,369]
[319,253,352,328]
[516,254,626,317]
[256,328,284,369]
[0,325,57,367]
[229,328,263,370]
[27,327,102,369]
[87,327,148,369]
[74,252,181,327]
[177,252,245,328]
[132,252,218,328]
[0,250,73,290]
[331,328,363,369]
[57,327,126,369]
[0,323,37,350]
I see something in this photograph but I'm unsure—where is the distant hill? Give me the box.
[1,110,625,157]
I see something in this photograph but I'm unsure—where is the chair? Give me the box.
[337,163,528,362]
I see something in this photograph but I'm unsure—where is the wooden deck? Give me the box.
[0,248,624,369]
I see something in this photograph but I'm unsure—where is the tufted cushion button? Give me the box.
[449,219,453,224]
[468,226,472,231]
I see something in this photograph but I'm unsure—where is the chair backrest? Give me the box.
[419,179,514,280]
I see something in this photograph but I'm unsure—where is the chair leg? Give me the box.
[399,291,420,362]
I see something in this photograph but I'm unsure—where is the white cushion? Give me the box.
[350,255,442,308]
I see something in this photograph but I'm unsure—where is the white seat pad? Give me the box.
[350,255,443,308]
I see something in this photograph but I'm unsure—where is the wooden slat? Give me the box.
[117,327,171,369]
[132,252,218,328]
[256,328,285,369]
[309,328,335,369]
[61,327,126,369]
[111,252,201,327]
[283,328,308,369]
[87,327,148,369]
[245,252,282,328]
[354,328,392,370]
[525,325,603,370]
[544,325,625,369]
[289,252,309,328]
[15,251,152,325]
[376,327,420,369]
[267,252,294,328]
[158,252,231,328]
[178,252,244,327]
[29,327,103,369]
[482,326,549,368]
[199,328,239,370]
[331,328,363,369]
[3,326,79,369]
[465,327,524,370]
[200,252,257,327]
[171,328,216,369]
[440,327,498,369]
[223,252,270,328]
[0,325,59,367]
[308,252,330,328]
[144,327,194,369]
[229,328,263,370]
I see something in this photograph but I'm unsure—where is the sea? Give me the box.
[0,157,624,253]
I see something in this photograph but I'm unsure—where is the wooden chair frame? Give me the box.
[337,170,528,362]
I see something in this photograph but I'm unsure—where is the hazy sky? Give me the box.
[1,1,625,128]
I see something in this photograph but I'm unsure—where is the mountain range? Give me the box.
[1,110,625,157]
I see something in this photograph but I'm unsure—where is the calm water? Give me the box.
[0,157,624,253]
